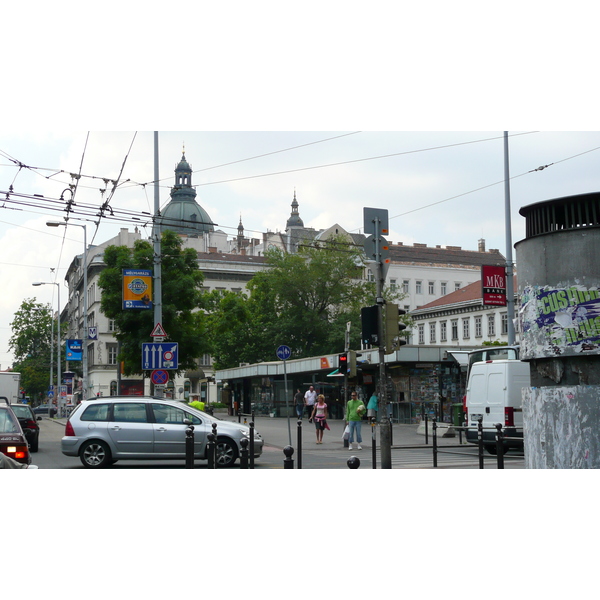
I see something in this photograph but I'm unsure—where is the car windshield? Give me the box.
[0,408,19,433]
[10,405,31,418]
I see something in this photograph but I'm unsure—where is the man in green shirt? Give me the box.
[345,392,366,450]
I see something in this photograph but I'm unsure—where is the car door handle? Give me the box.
[156,427,167,432]
[111,426,121,431]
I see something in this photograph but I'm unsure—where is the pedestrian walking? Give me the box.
[304,385,317,419]
[294,388,304,419]
[310,394,329,444]
[367,392,378,420]
[345,392,366,450]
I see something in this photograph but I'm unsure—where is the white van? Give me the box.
[465,359,530,453]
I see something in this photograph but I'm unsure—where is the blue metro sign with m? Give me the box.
[142,343,179,370]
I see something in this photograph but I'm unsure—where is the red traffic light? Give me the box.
[338,353,348,374]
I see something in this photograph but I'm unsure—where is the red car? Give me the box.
[0,404,31,465]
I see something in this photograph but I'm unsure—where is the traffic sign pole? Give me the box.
[277,345,293,447]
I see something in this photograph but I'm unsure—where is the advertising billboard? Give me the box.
[123,269,153,309]
[481,265,507,306]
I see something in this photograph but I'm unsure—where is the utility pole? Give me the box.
[153,131,164,397]
[504,132,516,345]
[364,207,392,469]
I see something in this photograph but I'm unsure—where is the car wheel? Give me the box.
[215,437,238,467]
[80,440,112,468]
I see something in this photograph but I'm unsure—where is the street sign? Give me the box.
[151,322,167,338]
[276,345,291,361]
[88,327,98,340]
[142,343,179,370]
[363,207,389,236]
[151,369,169,385]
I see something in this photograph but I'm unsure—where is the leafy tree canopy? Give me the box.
[98,230,210,376]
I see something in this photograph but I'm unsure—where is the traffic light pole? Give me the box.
[375,227,392,469]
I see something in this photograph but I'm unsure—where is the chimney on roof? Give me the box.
[208,246,217,253]
[478,238,486,252]
[446,245,462,251]
[413,243,427,248]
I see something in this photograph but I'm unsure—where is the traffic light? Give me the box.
[385,304,408,354]
[338,353,348,375]
[348,350,362,377]
[361,305,379,346]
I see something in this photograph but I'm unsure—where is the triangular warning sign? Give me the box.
[151,323,167,337]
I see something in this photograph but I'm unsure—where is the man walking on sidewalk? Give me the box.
[345,392,366,450]
[304,385,317,420]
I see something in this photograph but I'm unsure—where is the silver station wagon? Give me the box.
[61,397,263,468]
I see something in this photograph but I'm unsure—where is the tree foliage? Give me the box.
[98,230,210,376]
[207,235,408,368]
[9,298,59,399]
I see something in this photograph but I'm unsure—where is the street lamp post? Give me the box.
[47,220,88,401]
[32,281,60,407]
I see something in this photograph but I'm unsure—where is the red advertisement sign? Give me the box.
[482,265,507,306]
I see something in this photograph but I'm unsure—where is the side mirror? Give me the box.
[183,418,192,426]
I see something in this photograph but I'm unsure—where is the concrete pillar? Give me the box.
[516,192,600,468]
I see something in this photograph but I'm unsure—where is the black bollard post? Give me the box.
[249,420,255,469]
[185,421,195,469]
[371,417,377,469]
[283,445,294,469]
[477,417,484,469]
[425,413,429,445]
[212,423,218,469]
[347,456,360,469]
[240,437,249,469]
[432,418,438,468]
[207,433,215,469]
[495,423,505,469]
[297,420,302,469]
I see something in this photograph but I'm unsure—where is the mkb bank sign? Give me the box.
[123,269,153,310]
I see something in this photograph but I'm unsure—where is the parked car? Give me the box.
[0,404,31,466]
[33,403,57,417]
[61,397,264,468]
[9,403,41,452]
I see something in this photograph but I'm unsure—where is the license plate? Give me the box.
[470,414,483,423]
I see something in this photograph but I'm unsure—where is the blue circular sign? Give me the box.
[276,345,291,361]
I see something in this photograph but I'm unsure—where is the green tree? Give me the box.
[98,230,210,376]
[9,298,58,399]
[207,234,409,368]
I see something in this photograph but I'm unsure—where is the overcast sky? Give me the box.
[2,130,600,367]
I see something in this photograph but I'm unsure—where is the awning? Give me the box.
[327,369,344,378]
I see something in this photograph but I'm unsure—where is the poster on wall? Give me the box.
[66,339,82,361]
[520,285,600,358]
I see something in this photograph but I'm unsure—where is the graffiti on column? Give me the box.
[520,285,600,357]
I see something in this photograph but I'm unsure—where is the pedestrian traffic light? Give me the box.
[338,353,348,375]
[361,305,379,346]
[348,350,362,377]
[385,304,408,353]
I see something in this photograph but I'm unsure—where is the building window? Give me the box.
[488,314,496,337]
[440,321,447,342]
[430,322,436,343]
[107,344,118,366]
[88,345,94,367]
[463,318,470,339]
[404,305,410,313]
[475,316,482,338]
[451,319,459,340]
[416,281,422,294]
[428,281,435,294]
[403,280,409,294]
[390,279,397,291]
[108,319,116,332]
[199,354,212,367]
[455,282,461,291]
[418,324,425,344]
[501,313,508,335]
[441,282,447,295]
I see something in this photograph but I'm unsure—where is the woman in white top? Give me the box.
[310,394,329,444]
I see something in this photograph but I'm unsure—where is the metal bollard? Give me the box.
[185,422,195,469]
[371,417,377,469]
[249,420,255,469]
[212,423,218,469]
[297,419,302,469]
[432,418,438,468]
[425,413,429,445]
[347,456,360,469]
[495,423,505,469]
[207,433,215,469]
[240,437,249,469]
[283,445,294,469]
[477,418,484,469]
